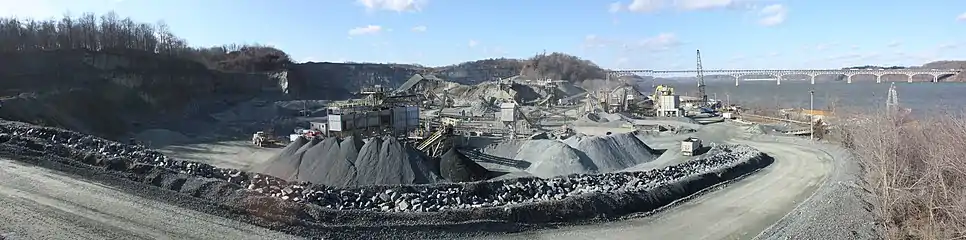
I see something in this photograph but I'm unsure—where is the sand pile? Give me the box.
[439,148,489,182]
[254,136,443,187]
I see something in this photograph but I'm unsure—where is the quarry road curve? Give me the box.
[492,139,833,240]
[0,159,300,240]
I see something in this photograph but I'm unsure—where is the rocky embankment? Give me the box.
[0,120,773,238]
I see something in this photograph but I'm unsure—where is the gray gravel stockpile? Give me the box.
[256,135,442,187]
[484,139,598,178]
[439,148,489,182]
[483,132,660,177]
[252,136,308,179]
[297,137,357,187]
[569,133,661,172]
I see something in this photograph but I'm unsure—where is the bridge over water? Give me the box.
[610,69,962,85]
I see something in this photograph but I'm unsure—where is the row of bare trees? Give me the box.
[0,11,290,73]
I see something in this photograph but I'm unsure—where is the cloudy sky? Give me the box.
[2,0,965,69]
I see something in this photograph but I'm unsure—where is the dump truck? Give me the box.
[681,137,702,156]
[253,131,268,147]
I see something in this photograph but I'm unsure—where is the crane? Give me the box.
[696,50,708,108]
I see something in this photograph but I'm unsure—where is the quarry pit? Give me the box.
[0,74,850,239]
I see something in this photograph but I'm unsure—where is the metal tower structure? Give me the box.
[696,50,708,107]
[886,82,899,112]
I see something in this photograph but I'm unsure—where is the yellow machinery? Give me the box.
[651,85,675,101]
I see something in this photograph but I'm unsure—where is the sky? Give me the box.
[1,0,965,70]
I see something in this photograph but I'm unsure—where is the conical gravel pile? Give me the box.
[252,136,308,180]
[439,148,489,182]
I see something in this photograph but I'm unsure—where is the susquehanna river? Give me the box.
[643,79,966,115]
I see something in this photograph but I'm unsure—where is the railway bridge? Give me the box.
[610,69,962,85]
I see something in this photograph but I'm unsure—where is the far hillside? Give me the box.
[429,53,608,85]
[921,61,966,82]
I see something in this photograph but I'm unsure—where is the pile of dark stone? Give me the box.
[0,121,765,213]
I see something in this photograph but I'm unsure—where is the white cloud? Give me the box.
[468,40,478,48]
[627,0,663,12]
[757,4,787,26]
[850,45,859,50]
[676,0,739,11]
[938,42,958,50]
[768,51,780,57]
[583,33,681,52]
[625,0,758,13]
[886,40,902,48]
[637,33,681,51]
[411,25,427,32]
[356,0,427,12]
[813,43,832,51]
[608,2,623,13]
[348,25,383,35]
[957,12,966,21]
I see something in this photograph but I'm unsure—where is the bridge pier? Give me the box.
[776,76,781,85]
[809,75,816,85]
[846,74,853,84]
[876,75,881,84]
[734,75,740,86]
[933,74,938,82]
[907,74,912,83]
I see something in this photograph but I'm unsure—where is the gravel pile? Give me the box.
[254,135,443,187]
[0,120,769,215]
[565,132,662,172]
[484,132,661,177]
[439,148,489,182]
[483,139,598,177]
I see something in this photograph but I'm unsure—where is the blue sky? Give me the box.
[2,0,966,70]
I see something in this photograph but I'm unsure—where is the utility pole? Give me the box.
[809,90,815,141]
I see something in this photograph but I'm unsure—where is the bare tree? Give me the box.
[0,12,291,73]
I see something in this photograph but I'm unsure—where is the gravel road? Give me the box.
[0,158,300,240]
[485,125,837,240]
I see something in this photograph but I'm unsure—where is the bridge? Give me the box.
[610,69,962,85]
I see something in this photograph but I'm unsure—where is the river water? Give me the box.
[643,80,966,115]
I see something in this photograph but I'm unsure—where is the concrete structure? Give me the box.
[326,105,418,137]
[610,68,961,85]
[657,95,682,117]
[499,103,517,122]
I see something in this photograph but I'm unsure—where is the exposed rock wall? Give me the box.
[0,50,285,138]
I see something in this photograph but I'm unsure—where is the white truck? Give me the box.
[681,137,702,156]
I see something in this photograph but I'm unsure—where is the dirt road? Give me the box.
[0,159,299,240]
[491,130,835,239]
